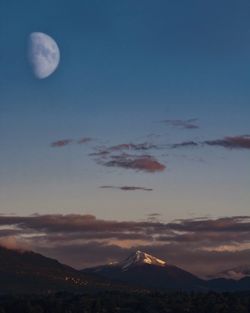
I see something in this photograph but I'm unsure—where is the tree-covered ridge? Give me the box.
[0,291,250,313]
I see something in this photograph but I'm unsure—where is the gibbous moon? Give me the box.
[28,32,60,79]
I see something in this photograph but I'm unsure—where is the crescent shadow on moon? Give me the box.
[28,32,60,79]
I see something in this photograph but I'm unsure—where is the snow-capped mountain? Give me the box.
[118,250,166,270]
[82,250,204,290]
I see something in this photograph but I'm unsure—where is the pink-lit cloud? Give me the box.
[102,154,166,173]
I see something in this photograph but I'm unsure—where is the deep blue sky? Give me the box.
[0,0,250,221]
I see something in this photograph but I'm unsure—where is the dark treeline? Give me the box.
[0,291,250,313]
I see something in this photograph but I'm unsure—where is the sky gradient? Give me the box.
[0,0,250,273]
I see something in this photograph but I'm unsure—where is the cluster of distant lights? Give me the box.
[65,276,88,286]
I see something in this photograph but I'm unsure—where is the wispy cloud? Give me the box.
[160,118,199,129]
[50,139,73,148]
[77,137,92,144]
[89,148,110,157]
[171,135,250,150]
[50,137,93,148]
[107,142,158,152]
[171,141,199,148]
[147,213,162,222]
[204,135,250,149]
[100,186,153,191]
[147,213,162,218]
[89,142,159,157]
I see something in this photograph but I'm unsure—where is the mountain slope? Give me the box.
[83,250,250,291]
[82,250,204,290]
[0,246,109,293]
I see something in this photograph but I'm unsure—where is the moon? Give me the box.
[28,32,60,79]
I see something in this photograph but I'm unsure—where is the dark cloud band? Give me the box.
[171,135,250,150]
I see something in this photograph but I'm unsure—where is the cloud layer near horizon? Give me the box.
[0,214,250,276]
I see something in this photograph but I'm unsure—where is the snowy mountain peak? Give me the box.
[119,250,166,270]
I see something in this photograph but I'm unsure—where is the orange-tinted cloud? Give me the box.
[102,154,166,173]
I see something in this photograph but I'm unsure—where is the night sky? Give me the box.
[0,0,250,275]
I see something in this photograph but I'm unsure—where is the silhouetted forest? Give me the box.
[0,291,250,313]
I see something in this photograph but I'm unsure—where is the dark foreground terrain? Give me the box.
[0,291,250,313]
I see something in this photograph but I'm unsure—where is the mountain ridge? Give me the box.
[82,250,205,290]
[1,247,250,293]
[0,246,118,293]
[82,250,250,292]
